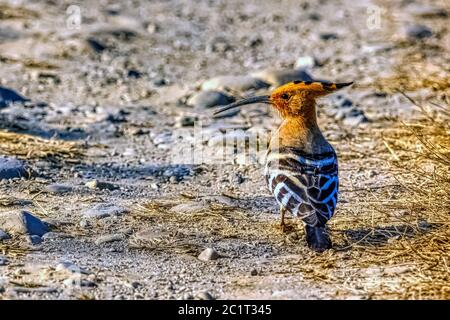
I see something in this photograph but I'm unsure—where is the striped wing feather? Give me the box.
[265,148,338,227]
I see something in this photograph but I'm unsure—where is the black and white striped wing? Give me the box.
[265,149,339,227]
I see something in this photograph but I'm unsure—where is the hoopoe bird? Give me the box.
[214,81,353,252]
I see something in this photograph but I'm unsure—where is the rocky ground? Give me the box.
[0,0,449,300]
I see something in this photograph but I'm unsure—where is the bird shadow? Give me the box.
[334,221,438,251]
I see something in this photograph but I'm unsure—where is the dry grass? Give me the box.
[0,130,84,161]
[291,95,450,299]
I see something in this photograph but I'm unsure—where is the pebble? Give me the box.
[342,112,369,127]
[85,180,119,191]
[251,68,313,87]
[41,232,71,241]
[44,184,73,194]
[82,203,128,219]
[0,157,30,180]
[186,90,234,109]
[0,229,10,241]
[320,33,338,40]
[0,86,28,108]
[95,233,124,245]
[196,292,214,300]
[27,235,42,245]
[0,210,49,236]
[201,75,269,92]
[294,56,316,69]
[250,269,258,276]
[198,248,219,261]
[405,25,433,40]
[331,94,353,108]
[0,255,8,266]
[170,202,209,214]
[175,115,198,127]
[56,261,89,275]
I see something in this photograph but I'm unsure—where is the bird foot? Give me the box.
[305,225,332,253]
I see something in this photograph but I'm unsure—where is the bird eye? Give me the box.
[281,93,290,100]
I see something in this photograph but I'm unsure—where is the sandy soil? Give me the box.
[0,0,449,300]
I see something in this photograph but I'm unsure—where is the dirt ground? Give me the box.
[0,0,449,300]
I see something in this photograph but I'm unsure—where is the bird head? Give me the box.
[214,81,353,118]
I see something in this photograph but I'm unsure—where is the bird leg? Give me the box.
[280,206,286,232]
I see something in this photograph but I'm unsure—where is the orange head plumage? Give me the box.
[214,81,353,119]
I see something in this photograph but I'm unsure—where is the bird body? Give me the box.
[214,80,352,252]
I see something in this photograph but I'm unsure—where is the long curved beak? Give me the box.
[213,95,271,116]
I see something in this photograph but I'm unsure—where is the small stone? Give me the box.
[405,25,433,40]
[331,94,353,108]
[0,86,28,108]
[95,233,124,245]
[86,37,107,53]
[0,210,49,236]
[198,248,219,261]
[176,115,198,127]
[0,157,30,180]
[343,114,369,127]
[0,255,8,266]
[41,232,71,241]
[56,261,89,275]
[186,90,234,109]
[44,184,73,194]
[79,219,91,228]
[294,56,316,69]
[82,203,128,219]
[85,180,118,191]
[250,269,258,276]
[196,292,214,300]
[0,229,10,241]
[27,235,42,245]
[320,33,338,40]
[170,202,209,214]
[201,76,269,92]
[153,77,167,86]
[251,69,313,87]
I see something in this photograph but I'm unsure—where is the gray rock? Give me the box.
[85,180,119,191]
[320,33,338,40]
[0,229,10,241]
[95,233,124,245]
[27,235,42,245]
[331,94,353,108]
[44,184,73,194]
[0,157,29,180]
[170,202,209,214]
[186,91,235,109]
[56,261,90,275]
[0,255,8,266]
[405,25,433,40]
[82,203,128,219]
[343,115,369,127]
[294,56,316,69]
[196,291,214,300]
[251,68,313,87]
[0,87,28,109]
[175,115,198,127]
[201,76,269,92]
[198,248,219,261]
[41,232,71,241]
[0,210,49,236]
